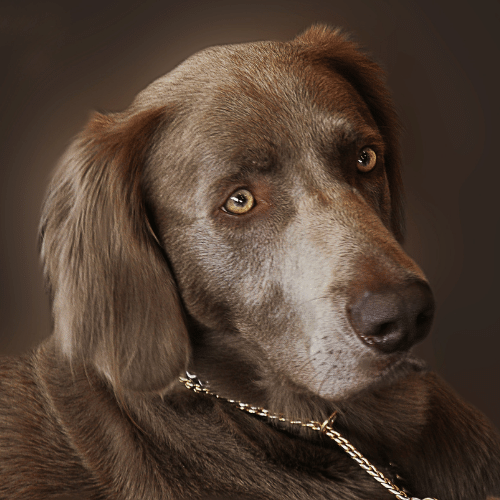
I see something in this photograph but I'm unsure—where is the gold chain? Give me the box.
[179,375,438,500]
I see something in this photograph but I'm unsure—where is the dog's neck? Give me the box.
[180,373,436,500]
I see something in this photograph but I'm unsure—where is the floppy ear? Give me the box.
[295,25,405,242]
[40,106,190,394]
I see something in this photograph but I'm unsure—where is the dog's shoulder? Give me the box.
[0,350,44,423]
[402,372,500,496]
[0,347,98,498]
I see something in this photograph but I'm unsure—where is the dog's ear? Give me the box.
[294,25,405,242]
[40,106,190,394]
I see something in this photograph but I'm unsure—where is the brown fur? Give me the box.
[1,25,499,499]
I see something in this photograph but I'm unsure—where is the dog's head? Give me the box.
[40,25,434,411]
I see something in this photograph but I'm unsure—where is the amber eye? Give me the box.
[357,147,377,172]
[223,189,255,215]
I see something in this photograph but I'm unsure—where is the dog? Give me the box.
[1,24,499,500]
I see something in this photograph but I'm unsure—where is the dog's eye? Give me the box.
[223,189,255,215]
[357,147,377,172]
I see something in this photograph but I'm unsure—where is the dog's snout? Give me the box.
[348,281,435,353]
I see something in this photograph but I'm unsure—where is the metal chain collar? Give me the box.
[179,374,438,500]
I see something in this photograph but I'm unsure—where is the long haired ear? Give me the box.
[40,106,190,394]
[294,25,405,242]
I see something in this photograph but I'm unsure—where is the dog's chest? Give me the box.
[152,405,395,500]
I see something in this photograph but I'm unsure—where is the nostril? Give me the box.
[417,309,433,328]
[348,281,435,354]
[378,322,395,337]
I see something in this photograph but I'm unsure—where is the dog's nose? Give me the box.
[347,281,435,353]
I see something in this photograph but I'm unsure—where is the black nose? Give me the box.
[347,281,435,353]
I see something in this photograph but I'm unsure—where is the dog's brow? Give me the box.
[325,115,353,133]
[226,146,280,173]
[313,112,383,159]
[321,113,381,143]
[241,157,278,174]
[219,162,281,187]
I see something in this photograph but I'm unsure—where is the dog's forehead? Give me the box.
[136,39,371,132]
[145,38,383,202]
[137,41,295,97]
[133,41,287,110]
[180,45,372,155]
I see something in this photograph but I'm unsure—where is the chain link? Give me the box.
[179,375,438,500]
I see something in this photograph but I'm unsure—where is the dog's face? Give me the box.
[40,26,434,411]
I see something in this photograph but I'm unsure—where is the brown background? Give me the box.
[1,0,499,428]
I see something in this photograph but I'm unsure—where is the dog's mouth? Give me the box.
[371,351,426,386]
[314,352,427,406]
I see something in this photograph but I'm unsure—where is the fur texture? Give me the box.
[1,25,499,500]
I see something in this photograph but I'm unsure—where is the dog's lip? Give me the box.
[374,352,426,382]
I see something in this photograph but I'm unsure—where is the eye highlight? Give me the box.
[357,147,377,172]
[223,189,255,215]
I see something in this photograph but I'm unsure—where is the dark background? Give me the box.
[1,0,499,428]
